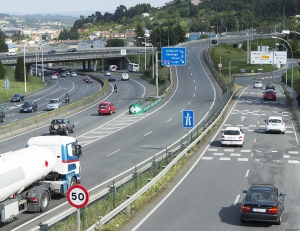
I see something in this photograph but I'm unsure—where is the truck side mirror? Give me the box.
[75,144,82,157]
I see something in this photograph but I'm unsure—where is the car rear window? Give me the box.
[268,119,282,123]
[224,130,240,135]
[51,119,64,124]
[100,104,108,108]
[246,191,276,202]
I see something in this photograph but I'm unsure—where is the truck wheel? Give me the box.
[70,177,77,187]
[2,117,5,122]
[40,191,50,212]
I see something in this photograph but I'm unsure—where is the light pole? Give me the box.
[23,44,26,93]
[272,36,293,89]
[109,29,112,56]
[41,44,45,83]
[134,40,141,71]
[138,37,147,70]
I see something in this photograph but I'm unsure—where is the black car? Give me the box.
[48,50,56,54]
[108,76,116,82]
[11,94,24,102]
[49,118,75,135]
[266,82,275,90]
[0,109,5,122]
[212,39,218,44]
[241,184,286,225]
[20,100,38,113]
[68,48,77,52]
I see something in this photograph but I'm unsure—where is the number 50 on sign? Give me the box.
[67,184,89,209]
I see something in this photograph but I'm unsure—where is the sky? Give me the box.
[1,0,166,16]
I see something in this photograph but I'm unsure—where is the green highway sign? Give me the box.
[129,104,143,114]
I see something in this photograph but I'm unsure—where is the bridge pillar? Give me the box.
[87,60,91,70]
[26,64,31,74]
[82,61,86,70]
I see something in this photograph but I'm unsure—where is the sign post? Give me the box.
[4,78,10,97]
[67,185,89,231]
[182,110,194,145]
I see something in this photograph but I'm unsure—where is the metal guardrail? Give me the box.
[86,82,236,231]
[28,79,235,231]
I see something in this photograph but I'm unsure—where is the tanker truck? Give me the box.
[0,136,82,223]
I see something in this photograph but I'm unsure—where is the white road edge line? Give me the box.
[107,149,120,157]
[245,170,249,177]
[130,77,248,231]
[292,123,299,146]
[234,195,240,206]
[144,131,152,136]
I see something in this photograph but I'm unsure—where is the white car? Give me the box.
[265,116,285,134]
[121,73,129,81]
[7,52,16,56]
[47,99,62,111]
[253,81,263,89]
[105,71,111,76]
[221,127,245,147]
[51,75,57,79]
[71,72,77,77]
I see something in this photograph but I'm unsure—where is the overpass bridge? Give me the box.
[0,47,156,71]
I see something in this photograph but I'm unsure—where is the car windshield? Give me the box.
[255,81,261,83]
[13,94,20,97]
[24,102,30,106]
[265,90,274,94]
[50,100,58,104]
[246,191,276,203]
[268,119,282,123]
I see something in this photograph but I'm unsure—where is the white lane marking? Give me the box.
[208,148,218,151]
[144,131,152,136]
[238,158,249,161]
[254,139,256,143]
[193,94,195,97]
[224,149,234,152]
[202,157,213,160]
[188,102,191,105]
[289,151,299,154]
[288,160,300,164]
[230,153,241,156]
[213,153,224,156]
[292,123,299,146]
[224,124,231,126]
[283,155,290,158]
[286,131,293,133]
[107,149,120,157]
[167,118,172,122]
[245,170,249,177]
[234,195,240,206]
[220,157,230,160]
[249,125,256,127]
[241,150,251,152]
[195,86,196,90]
[272,151,278,153]
[10,119,19,122]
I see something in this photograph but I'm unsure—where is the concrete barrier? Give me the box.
[0,75,111,140]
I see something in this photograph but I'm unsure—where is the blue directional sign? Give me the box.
[182,110,194,128]
[161,47,186,66]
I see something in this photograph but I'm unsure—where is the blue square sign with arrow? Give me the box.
[161,47,186,66]
[182,110,194,128]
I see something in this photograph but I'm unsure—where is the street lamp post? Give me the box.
[134,40,141,71]
[138,37,147,70]
[41,44,45,82]
[272,36,293,89]
[23,44,26,93]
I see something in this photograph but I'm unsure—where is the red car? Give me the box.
[86,77,93,83]
[98,102,116,115]
[263,89,276,100]
[53,71,58,75]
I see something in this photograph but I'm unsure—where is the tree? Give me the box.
[14,57,27,82]
[105,38,124,47]
[135,23,145,39]
[0,30,8,52]
[0,61,6,80]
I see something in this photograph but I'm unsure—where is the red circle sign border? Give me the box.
[218,63,223,68]
[67,184,89,209]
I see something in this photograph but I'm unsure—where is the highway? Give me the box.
[122,73,300,230]
[0,70,101,127]
[0,39,223,230]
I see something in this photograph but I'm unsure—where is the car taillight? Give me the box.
[29,198,38,202]
[266,121,269,125]
[281,121,284,125]
[241,205,251,212]
[268,207,278,214]
[239,136,243,139]
[222,135,225,138]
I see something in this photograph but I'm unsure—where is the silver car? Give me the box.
[253,81,263,89]
[265,116,285,134]
[47,99,62,111]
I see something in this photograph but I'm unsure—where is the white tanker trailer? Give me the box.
[0,136,82,223]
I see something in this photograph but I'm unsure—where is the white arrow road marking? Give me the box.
[241,116,246,121]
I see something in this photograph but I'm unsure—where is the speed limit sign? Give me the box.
[67,184,89,209]
[218,62,223,68]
